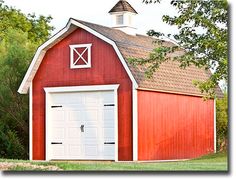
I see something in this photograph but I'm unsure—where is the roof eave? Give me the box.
[18,19,77,94]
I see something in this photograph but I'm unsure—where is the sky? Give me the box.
[3,0,179,36]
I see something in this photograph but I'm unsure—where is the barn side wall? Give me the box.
[137,90,214,160]
[32,28,133,161]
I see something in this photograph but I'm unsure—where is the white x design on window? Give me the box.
[69,44,92,69]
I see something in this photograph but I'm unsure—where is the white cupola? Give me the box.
[108,0,138,35]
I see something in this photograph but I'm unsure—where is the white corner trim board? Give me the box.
[214,99,216,153]
[29,83,33,160]
[18,18,138,94]
[44,84,119,161]
[132,85,138,161]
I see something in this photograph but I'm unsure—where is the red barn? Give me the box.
[18,0,222,161]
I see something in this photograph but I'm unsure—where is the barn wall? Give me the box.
[32,28,133,161]
[137,90,214,160]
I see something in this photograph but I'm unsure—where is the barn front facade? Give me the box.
[18,0,222,161]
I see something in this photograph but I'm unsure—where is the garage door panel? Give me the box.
[104,145,115,157]
[68,144,82,156]
[84,144,98,156]
[64,93,83,104]
[103,107,114,126]
[104,128,115,141]
[68,110,84,121]
[49,90,115,160]
[51,127,65,140]
[68,127,82,138]
[51,145,65,158]
[83,109,99,123]
[102,91,114,103]
[51,94,68,104]
[51,110,65,121]
[84,127,98,139]
[84,92,99,106]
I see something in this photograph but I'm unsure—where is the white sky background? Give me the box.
[3,0,179,36]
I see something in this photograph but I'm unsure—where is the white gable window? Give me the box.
[69,44,92,69]
[116,15,123,25]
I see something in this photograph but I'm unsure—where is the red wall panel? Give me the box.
[138,90,214,160]
[32,28,133,160]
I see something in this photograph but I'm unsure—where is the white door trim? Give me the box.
[44,84,119,161]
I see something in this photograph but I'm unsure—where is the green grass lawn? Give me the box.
[0,152,228,171]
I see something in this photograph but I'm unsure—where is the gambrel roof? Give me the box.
[18,18,223,97]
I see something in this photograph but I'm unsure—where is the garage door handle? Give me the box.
[80,125,84,132]
[104,142,115,144]
[51,142,62,144]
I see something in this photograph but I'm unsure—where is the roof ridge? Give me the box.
[71,18,111,29]
[71,18,131,35]
[71,18,176,50]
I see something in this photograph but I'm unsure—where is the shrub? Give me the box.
[216,93,228,151]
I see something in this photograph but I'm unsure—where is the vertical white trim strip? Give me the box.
[214,99,216,153]
[29,83,33,160]
[132,86,138,161]
[114,87,119,162]
[45,92,50,161]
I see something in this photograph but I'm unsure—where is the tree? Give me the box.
[216,93,228,151]
[0,1,53,159]
[135,0,228,98]
[0,1,53,44]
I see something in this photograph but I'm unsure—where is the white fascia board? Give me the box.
[18,18,138,94]
[18,49,45,94]
[18,20,73,94]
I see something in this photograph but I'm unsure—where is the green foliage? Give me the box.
[0,126,25,159]
[0,29,34,159]
[0,1,54,44]
[0,1,53,159]
[216,94,228,151]
[138,0,228,98]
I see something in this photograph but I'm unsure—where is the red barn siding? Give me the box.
[32,28,133,160]
[138,90,214,160]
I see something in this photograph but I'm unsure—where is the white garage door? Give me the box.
[47,90,115,160]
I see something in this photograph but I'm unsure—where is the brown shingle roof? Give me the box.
[109,0,138,14]
[74,19,223,98]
